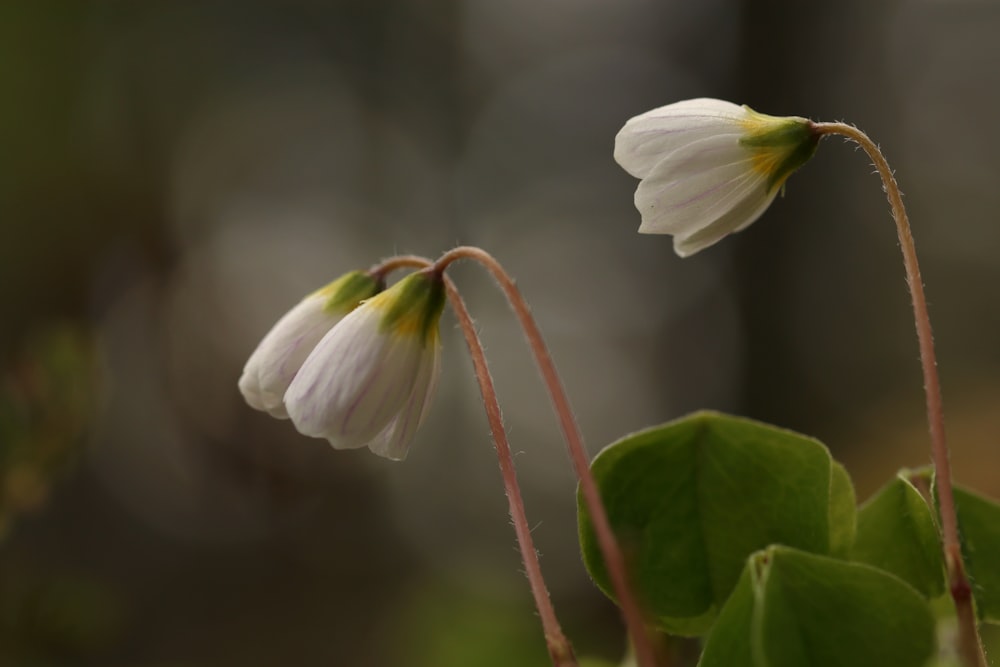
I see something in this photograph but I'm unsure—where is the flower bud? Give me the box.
[285,270,445,460]
[614,98,819,256]
[238,271,382,418]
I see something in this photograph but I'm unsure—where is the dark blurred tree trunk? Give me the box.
[733,0,874,432]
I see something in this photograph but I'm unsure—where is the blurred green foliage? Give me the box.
[0,568,123,666]
[1,324,100,539]
[389,579,555,667]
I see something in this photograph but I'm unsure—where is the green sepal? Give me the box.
[738,107,819,192]
[318,270,383,313]
[738,113,815,149]
[378,271,446,346]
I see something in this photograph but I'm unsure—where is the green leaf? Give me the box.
[693,565,756,666]
[699,546,937,667]
[851,472,945,598]
[955,486,1000,623]
[898,471,1000,623]
[578,411,842,635]
[828,462,857,558]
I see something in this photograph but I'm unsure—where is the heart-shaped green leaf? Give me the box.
[578,411,853,634]
[903,469,1000,624]
[954,486,1000,623]
[851,472,945,598]
[698,546,936,667]
[828,462,857,558]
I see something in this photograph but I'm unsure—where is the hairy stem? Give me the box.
[812,122,985,667]
[433,246,660,667]
[372,254,576,666]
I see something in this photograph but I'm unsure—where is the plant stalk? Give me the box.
[432,246,660,667]
[372,255,577,666]
[811,122,986,667]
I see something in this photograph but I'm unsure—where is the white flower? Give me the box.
[284,270,445,461]
[614,98,819,257]
[238,271,382,418]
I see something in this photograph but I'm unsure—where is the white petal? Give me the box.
[614,98,747,179]
[333,333,423,446]
[284,306,383,447]
[367,338,441,461]
[284,305,426,450]
[238,293,343,418]
[238,367,287,417]
[634,133,763,236]
[672,181,779,257]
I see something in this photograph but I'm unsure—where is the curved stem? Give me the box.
[812,122,985,667]
[433,246,660,667]
[369,254,434,278]
[376,254,576,667]
[444,276,578,667]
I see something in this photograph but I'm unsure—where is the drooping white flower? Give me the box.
[614,98,819,257]
[238,271,382,418]
[284,269,445,461]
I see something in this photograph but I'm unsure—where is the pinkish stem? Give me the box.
[372,254,577,666]
[812,122,986,667]
[432,246,660,667]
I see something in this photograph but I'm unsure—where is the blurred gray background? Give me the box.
[2,1,999,665]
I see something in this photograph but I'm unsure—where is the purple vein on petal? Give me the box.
[278,334,307,379]
[629,123,741,139]
[340,350,386,436]
[339,336,415,440]
[668,175,735,209]
[390,377,422,447]
[658,159,759,213]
